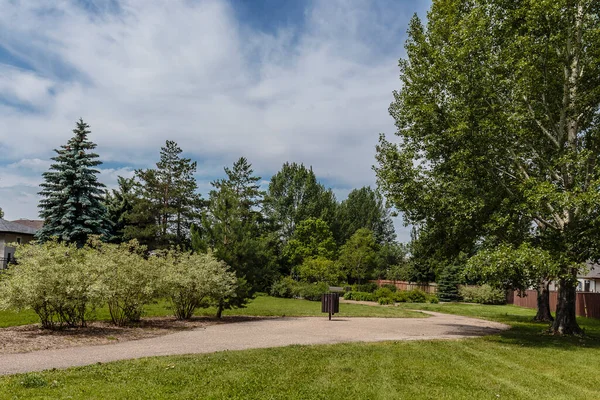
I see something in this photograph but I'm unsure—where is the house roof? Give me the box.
[10,219,44,231]
[582,263,600,279]
[0,219,38,235]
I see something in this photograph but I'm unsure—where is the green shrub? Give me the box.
[378,297,394,305]
[381,284,398,292]
[344,291,376,301]
[90,238,160,326]
[374,287,394,300]
[353,283,379,293]
[394,291,408,302]
[459,285,506,305]
[428,294,439,304]
[270,277,297,298]
[295,282,329,301]
[0,240,103,329]
[160,250,238,319]
[406,289,428,303]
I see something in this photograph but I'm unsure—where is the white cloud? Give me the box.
[0,0,429,241]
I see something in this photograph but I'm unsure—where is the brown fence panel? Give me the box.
[507,289,600,319]
[372,279,438,294]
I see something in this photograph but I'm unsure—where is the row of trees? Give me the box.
[31,119,401,309]
[376,0,600,334]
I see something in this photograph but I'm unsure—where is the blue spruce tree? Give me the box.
[37,119,108,246]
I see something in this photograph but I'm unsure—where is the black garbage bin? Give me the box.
[321,293,340,320]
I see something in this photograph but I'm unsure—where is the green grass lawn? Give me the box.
[1,304,600,399]
[0,295,421,328]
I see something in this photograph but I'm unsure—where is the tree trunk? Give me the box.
[216,301,223,319]
[534,280,553,322]
[552,270,582,335]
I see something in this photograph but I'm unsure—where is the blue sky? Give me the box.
[0,0,431,242]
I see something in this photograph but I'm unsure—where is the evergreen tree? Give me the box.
[201,157,277,315]
[37,119,108,246]
[436,263,463,303]
[126,141,202,248]
[104,176,137,243]
[0,207,3,219]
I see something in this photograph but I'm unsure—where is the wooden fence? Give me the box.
[507,290,600,319]
[372,279,438,294]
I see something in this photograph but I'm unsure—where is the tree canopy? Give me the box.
[376,0,600,334]
[37,119,108,246]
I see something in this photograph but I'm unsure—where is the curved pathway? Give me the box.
[0,312,508,376]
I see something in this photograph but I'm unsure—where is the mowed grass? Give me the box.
[2,302,600,399]
[0,295,421,328]
[2,306,600,400]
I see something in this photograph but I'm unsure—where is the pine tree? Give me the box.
[126,141,202,248]
[104,176,137,243]
[37,119,108,246]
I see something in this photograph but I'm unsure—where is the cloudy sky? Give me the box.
[0,0,430,242]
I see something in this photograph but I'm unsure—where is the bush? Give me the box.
[374,287,394,300]
[378,297,395,305]
[0,241,102,329]
[90,239,160,326]
[428,294,439,304]
[406,289,428,303]
[381,284,398,293]
[344,291,376,302]
[353,283,379,293]
[295,282,329,301]
[459,285,506,305]
[160,251,237,319]
[393,291,408,303]
[270,277,297,298]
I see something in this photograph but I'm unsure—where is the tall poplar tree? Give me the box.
[376,0,600,334]
[37,119,108,246]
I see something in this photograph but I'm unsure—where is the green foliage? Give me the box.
[104,177,137,243]
[405,289,428,304]
[284,218,337,267]
[459,285,506,305]
[294,282,329,302]
[376,0,600,334]
[374,287,394,300]
[89,238,160,326]
[338,228,377,283]
[378,297,394,305]
[203,157,277,296]
[335,187,395,245]
[352,283,379,293]
[297,256,345,285]
[37,119,108,246]
[465,243,560,295]
[269,277,297,299]
[0,207,3,219]
[437,264,463,302]
[19,373,48,389]
[381,284,397,293]
[343,291,376,302]
[0,241,102,329]
[264,162,338,242]
[159,250,237,320]
[126,140,203,248]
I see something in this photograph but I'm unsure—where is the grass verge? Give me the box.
[0,296,421,328]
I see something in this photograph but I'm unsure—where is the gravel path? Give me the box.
[0,311,508,376]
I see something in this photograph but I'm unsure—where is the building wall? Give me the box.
[0,233,35,269]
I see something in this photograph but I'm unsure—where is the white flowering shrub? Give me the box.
[89,238,160,326]
[159,250,237,320]
[0,240,102,329]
